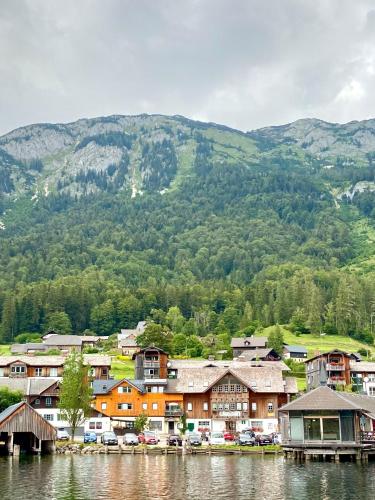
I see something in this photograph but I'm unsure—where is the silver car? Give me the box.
[124,433,139,445]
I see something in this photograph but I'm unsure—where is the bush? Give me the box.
[14,332,42,344]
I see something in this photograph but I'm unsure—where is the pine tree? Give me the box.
[267,324,284,355]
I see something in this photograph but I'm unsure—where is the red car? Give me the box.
[224,431,235,441]
[138,432,159,445]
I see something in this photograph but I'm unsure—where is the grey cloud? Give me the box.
[1,0,375,135]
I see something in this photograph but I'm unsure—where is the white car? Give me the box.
[57,428,70,441]
[210,432,225,445]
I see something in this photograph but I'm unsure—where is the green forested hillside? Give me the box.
[0,114,373,348]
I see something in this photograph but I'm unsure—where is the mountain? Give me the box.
[0,114,373,344]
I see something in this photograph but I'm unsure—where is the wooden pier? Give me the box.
[283,443,375,463]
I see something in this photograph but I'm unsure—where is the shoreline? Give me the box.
[56,443,282,456]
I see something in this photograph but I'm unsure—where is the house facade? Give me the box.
[305,350,352,391]
[280,386,375,450]
[283,345,308,362]
[117,321,146,355]
[0,355,111,381]
[230,337,268,358]
[92,350,297,435]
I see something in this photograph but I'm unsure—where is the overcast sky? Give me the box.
[1,0,375,135]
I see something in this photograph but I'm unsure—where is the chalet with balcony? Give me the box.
[0,355,111,380]
[280,386,375,461]
[305,350,352,391]
[231,337,268,357]
[350,362,375,396]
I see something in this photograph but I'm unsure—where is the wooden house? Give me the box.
[231,337,268,357]
[280,386,375,461]
[305,350,352,391]
[0,402,56,455]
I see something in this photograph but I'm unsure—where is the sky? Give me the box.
[1,0,375,135]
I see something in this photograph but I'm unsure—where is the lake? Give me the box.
[1,454,375,499]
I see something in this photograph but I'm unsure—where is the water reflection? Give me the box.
[1,454,375,499]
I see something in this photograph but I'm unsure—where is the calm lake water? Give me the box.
[1,454,375,500]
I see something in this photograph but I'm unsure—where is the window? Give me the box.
[102,368,108,376]
[147,386,152,393]
[152,403,158,410]
[224,403,230,411]
[96,422,102,429]
[243,402,248,411]
[118,386,131,393]
[224,385,229,392]
[11,365,26,374]
[218,385,224,393]
[236,402,242,411]
[142,403,148,410]
[198,421,210,427]
[124,421,135,429]
[89,422,95,429]
[187,403,193,411]
[251,402,257,411]
[369,387,375,396]
[242,387,248,392]
[149,421,162,431]
[34,398,40,406]
[46,397,52,407]
[203,402,208,411]
[43,414,54,421]
[236,385,242,393]
[152,386,158,393]
[101,403,107,410]
[230,403,236,411]
[218,403,224,411]
[268,403,274,412]
[212,386,218,392]
[118,403,132,410]
[0,368,3,376]
[50,368,58,377]
[35,368,42,377]
[212,403,217,411]
[158,386,164,393]
[230,385,236,393]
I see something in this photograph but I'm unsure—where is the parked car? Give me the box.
[124,433,139,445]
[187,433,202,446]
[138,431,159,445]
[57,428,70,441]
[101,431,118,445]
[236,433,255,446]
[243,429,256,438]
[167,434,183,446]
[83,432,97,443]
[210,432,225,445]
[223,431,235,441]
[255,434,273,445]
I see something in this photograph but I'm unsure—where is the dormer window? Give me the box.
[11,365,26,375]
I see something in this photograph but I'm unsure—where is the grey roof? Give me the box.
[92,379,119,395]
[168,359,290,371]
[119,338,138,347]
[92,378,145,395]
[0,377,58,395]
[44,335,82,346]
[167,365,296,394]
[284,345,308,354]
[0,354,111,367]
[11,343,48,354]
[350,361,375,373]
[231,337,267,348]
[236,348,280,361]
[0,402,24,424]
[280,386,375,412]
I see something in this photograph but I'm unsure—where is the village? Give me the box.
[1,323,375,463]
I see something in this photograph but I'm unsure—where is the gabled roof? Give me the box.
[236,348,281,361]
[92,378,144,395]
[284,345,307,354]
[231,337,267,348]
[306,349,352,363]
[0,377,58,396]
[44,335,82,346]
[280,386,375,412]
[0,402,24,424]
[119,337,138,347]
[11,343,48,354]
[350,361,375,373]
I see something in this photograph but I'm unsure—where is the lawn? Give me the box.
[110,356,135,379]
[261,326,375,359]
[0,345,10,355]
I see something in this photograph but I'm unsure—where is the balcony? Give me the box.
[144,361,160,368]
[326,363,345,371]
[165,407,183,417]
[327,377,346,385]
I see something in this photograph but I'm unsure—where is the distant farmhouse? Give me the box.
[230,337,268,358]
[118,321,147,356]
[283,345,308,363]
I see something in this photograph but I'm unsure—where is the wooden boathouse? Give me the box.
[0,401,56,455]
[279,386,375,462]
